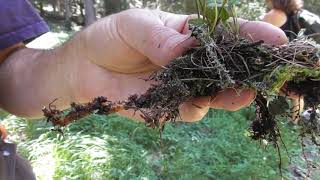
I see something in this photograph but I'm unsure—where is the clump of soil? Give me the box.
[43,25,320,145]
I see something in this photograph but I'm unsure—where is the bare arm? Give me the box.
[0,15,121,118]
[0,41,78,118]
[0,9,287,122]
[0,43,25,64]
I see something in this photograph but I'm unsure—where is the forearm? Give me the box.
[0,42,78,118]
[0,14,122,118]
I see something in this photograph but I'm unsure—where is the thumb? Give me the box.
[116,9,196,66]
[143,25,196,66]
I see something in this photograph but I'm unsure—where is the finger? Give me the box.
[279,83,302,99]
[157,11,199,35]
[145,11,198,66]
[118,101,210,123]
[210,88,256,111]
[156,10,189,33]
[119,103,210,123]
[116,9,197,67]
[178,101,210,122]
[194,88,256,111]
[238,19,288,45]
[144,25,196,66]
[177,88,255,122]
[149,18,289,65]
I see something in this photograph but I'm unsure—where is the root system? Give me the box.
[43,25,320,174]
[44,26,319,128]
[42,24,320,176]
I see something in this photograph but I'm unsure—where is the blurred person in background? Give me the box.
[262,0,303,40]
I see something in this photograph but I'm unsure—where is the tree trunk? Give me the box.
[38,1,45,16]
[104,0,121,15]
[103,0,130,15]
[64,0,72,30]
[84,0,96,26]
[52,1,57,12]
[142,0,148,7]
[120,0,129,10]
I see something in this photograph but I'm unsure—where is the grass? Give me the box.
[0,108,306,179]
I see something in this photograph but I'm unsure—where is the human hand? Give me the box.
[70,9,288,122]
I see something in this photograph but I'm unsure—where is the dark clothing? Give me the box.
[280,13,301,41]
[280,9,320,43]
[0,0,49,49]
[0,140,36,180]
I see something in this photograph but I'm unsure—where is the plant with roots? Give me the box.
[43,0,320,176]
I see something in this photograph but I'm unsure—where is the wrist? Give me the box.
[0,47,75,118]
[0,43,25,64]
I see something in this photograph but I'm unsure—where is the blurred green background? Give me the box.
[3,108,312,179]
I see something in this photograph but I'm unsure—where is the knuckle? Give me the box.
[180,108,208,122]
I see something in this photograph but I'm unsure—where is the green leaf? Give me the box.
[197,0,239,34]
[189,18,206,26]
[205,6,218,24]
[208,0,240,7]
[220,7,230,22]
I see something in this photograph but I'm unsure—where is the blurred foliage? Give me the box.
[235,0,266,20]
[1,108,309,179]
[29,0,270,29]
[304,0,320,14]
[29,0,320,27]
